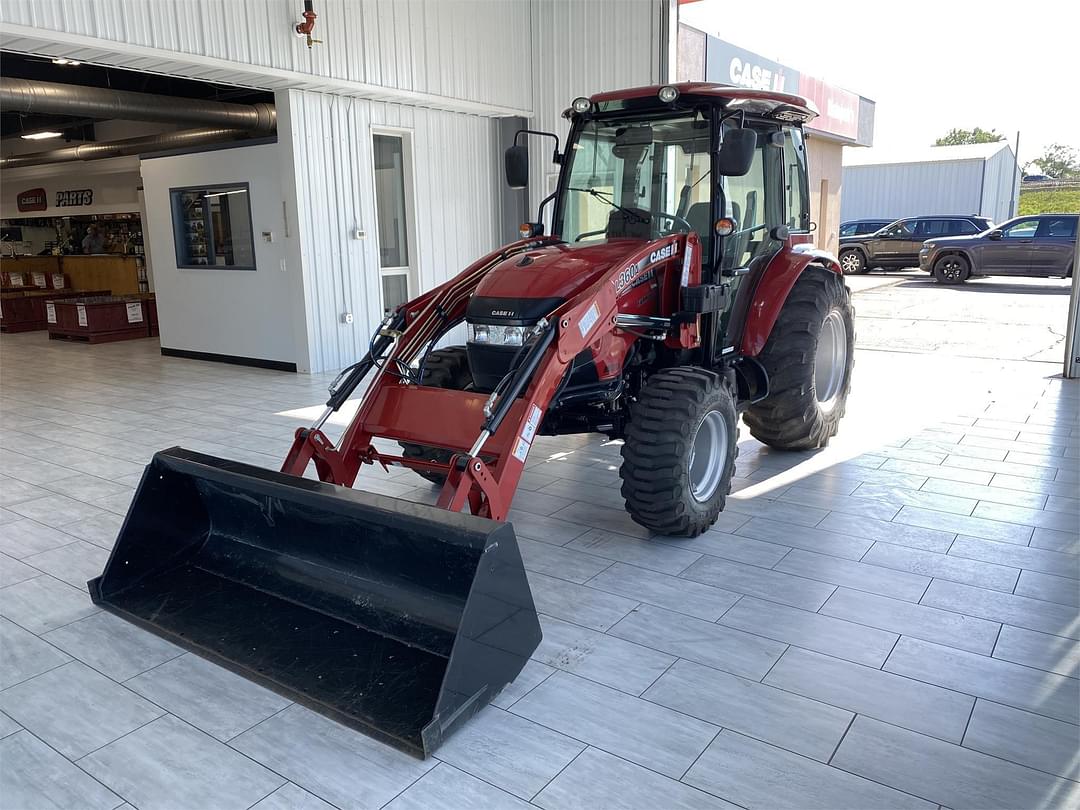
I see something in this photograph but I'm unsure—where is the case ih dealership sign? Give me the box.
[16,188,47,212]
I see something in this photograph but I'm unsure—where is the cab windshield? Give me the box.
[558,115,713,250]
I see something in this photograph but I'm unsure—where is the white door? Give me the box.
[372,131,418,315]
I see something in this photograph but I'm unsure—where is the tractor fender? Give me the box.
[739,245,842,357]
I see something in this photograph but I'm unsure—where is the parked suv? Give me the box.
[920,214,1078,283]
[840,219,892,237]
[839,215,994,274]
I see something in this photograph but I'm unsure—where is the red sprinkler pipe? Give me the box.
[295,1,320,47]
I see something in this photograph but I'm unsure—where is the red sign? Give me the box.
[17,188,47,213]
[798,75,859,141]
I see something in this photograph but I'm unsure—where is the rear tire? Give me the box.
[620,367,738,537]
[744,266,855,450]
[839,249,866,275]
[399,347,472,485]
[933,254,970,284]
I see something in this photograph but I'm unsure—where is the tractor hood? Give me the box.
[467,239,646,324]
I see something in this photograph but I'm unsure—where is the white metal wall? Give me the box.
[980,148,1020,223]
[280,89,501,374]
[0,0,532,115]
[840,160,985,222]
[526,0,664,215]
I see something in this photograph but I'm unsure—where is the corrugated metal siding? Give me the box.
[840,160,985,221]
[1,0,532,114]
[284,90,500,373]
[980,148,1019,223]
[527,0,663,212]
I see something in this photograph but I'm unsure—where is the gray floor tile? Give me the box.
[610,603,785,680]
[527,571,638,631]
[60,512,125,549]
[974,501,1080,533]
[944,454,1060,481]
[680,555,835,611]
[22,540,109,591]
[0,711,19,738]
[832,715,1077,810]
[81,714,285,810]
[0,730,123,810]
[1044,494,1080,514]
[726,497,831,528]
[816,511,955,553]
[0,551,38,587]
[126,654,291,741]
[536,478,628,509]
[434,705,583,800]
[765,647,974,742]
[950,535,1079,579]
[490,659,555,709]
[775,548,930,601]
[0,478,50,507]
[588,561,740,620]
[42,474,131,504]
[384,763,532,810]
[1030,526,1080,554]
[565,527,701,574]
[851,481,979,515]
[992,625,1079,678]
[534,746,739,810]
[8,494,107,528]
[231,704,434,807]
[511,670,718,778]
[1015,569,1080,607]
[780,484,904,521]
[0,573,99,634]
[921,477,1049,509]
[821,588,1000,654]
[991,473,1079,499]
[921,579,1078,639]
[654,529,790,567]
[42,611,184,682]
[533,614,674,694]
[549,501,660,540]
[963,699,1080,781]
[506,509,590,545]
[884,457,993,485]
[684,729,935,810]
[734,517,871,560]
[0,519,78,558]
[894,505,1033,545]
[643,658,852,762]
[885,636,1077,723]
[509,489,577,517]
[0,661,162,759]
[862,542,1020,592]
[516,537,612,583]
[250,782,336,810]
[719,594,898,667]
[0,615,71,689]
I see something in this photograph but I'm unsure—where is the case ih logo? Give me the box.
[56,189,94,207]
[16,188,47,212]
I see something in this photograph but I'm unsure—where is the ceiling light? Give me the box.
[51,58,81,66]
[21,131,63,140]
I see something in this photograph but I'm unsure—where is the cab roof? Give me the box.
[582,82,818,123]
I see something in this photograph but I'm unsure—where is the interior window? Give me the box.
[1035,217,1077,238]
[782,127,810,232]
[1003,219,1039,238]
[170,184,256,270]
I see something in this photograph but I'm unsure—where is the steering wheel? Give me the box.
[652,211,693,237]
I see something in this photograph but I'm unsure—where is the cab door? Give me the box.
[1029,216,1077,277]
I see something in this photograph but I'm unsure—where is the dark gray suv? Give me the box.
[838,215,994,274]
[919,214,1078,283]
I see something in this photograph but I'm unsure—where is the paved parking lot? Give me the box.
[1,274,1077,809]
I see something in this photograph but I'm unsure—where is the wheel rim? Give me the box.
[687,410,729,502]
[840,253,860,273]
[815,309,848,412]
[940,258,963,280]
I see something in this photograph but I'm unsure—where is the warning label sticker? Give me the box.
[522,404,543,444]
[126,302,144,323]
[578,302,600,339]
[512,437,531,463]
[77,305,87,327]
[46,303,56,324]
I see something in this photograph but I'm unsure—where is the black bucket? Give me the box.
[88,447,541,757]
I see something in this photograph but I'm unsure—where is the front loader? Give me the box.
[90,82,854,756]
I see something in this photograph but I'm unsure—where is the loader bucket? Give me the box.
[88,447,541,757]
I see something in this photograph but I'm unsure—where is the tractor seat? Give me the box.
[606,207,652,240]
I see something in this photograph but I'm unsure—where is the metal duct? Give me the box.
[0,127,250,169]
[0,78,276,132]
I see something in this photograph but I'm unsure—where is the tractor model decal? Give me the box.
[613,240,678,294]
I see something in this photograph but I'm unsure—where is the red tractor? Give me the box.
[90,83,854,756]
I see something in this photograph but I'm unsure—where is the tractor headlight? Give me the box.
[468,323,530,346]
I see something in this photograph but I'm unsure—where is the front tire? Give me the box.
[620,368,738,537]
[744,266,855,450]
[399,347,472,485]
[839,249,866,275]
[933,254,970,284]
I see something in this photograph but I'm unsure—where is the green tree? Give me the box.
[933,127,1006,146]
[1030,144,1080,178]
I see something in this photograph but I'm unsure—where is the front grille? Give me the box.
[466,342,522,393]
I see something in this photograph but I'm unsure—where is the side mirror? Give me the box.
[988,229,1003,240]
[717,128,757,176]
[505,145,529,189]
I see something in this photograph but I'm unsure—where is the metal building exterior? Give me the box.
[0,0,669,374]
[841,142,1020,226]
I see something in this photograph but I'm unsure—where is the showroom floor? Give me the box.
[1,326,1077,810]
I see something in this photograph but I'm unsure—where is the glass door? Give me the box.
[372,132,417,315]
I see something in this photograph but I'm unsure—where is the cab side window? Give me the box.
[782,127,810,232]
